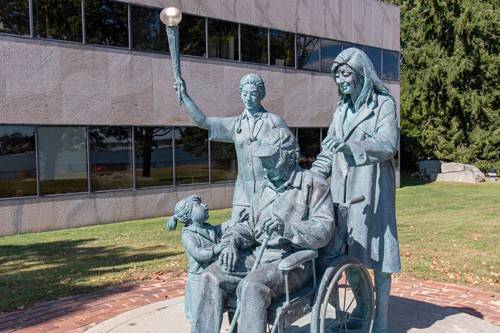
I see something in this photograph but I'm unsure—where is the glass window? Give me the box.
[320,39,342,73]
[0,0,30,36]
[134,126,173,188]
[179,14,206,57]
[85,0,128,47]
[0,125,37,198]
[210,141,237,183]
[383,49,400,80]
[174,127,209,185]
[297,35,320,71]
[297,128,321,169]
[343,42,363,51]
[89,126,132,191]
[38,126,88,195]
[320,127,330,142]
[364,46,382,78]
[270,29,294,67]
[131,5,167,52]
[33,0,82,42]
[240,24,268,65]
[207,18,238,61]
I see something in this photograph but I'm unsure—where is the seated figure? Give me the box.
[190,127,336,333]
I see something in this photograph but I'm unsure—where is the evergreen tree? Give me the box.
[385,0,499,171]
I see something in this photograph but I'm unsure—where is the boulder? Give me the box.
[416,160,442,178]
[436,162,485,183]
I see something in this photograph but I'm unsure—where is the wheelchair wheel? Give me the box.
[310,256,374,333]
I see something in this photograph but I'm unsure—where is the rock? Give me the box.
[436,162,485,183]
[416,159,442,180]
[416,160,442,178]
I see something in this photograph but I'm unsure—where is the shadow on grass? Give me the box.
[399,172,432,188]
[0,238,183,313]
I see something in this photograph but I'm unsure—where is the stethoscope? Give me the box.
[236,114,262,142]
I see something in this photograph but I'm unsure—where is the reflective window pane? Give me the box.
[210,141,237,183]
[174,127,209,185]
[364,46,382,78]
[0,125,37,198]
[0,0,30,36]
[207,18,238,61]
[270,29,294,67]
[89,126,132,191]
[240,24,268,64]
[321,39,342,73]
[85,0,128,47]
[343,42,363,51]
[383,49,400,80]
[131,5,167,52]
[33,0,82,42]
[179,14,206,57]
[134,127,173,188]
[297,35,320,71]
[298,128,321,170]
[38,126,88,195]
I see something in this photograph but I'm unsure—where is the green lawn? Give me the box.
[396,176,499,292]
[0,177,498,312]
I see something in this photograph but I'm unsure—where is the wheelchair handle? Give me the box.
[346,195,365,206]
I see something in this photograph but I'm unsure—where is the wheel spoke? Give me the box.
[342,275,348,311]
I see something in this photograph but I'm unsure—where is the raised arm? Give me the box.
[176,78,211,130]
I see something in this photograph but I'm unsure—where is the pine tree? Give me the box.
[385,0,499,171]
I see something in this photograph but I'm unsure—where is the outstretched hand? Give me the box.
[334,142,353,155]
[213,239,229,255]
[237,208,250,224]
[173,77,187,97]
[321,135,342,152]
[218,240,238,272]
[322,135,353,155]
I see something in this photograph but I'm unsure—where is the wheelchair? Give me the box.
[228,196,375,333]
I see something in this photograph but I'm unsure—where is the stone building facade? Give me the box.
[0,0,400,236]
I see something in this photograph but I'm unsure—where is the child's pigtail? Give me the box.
[167,215,178,230]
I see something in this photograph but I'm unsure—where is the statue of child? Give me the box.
[166,195,231,321]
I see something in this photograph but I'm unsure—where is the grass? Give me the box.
[396,175,499,292]
[0,177,498,312]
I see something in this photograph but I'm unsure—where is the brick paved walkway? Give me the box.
[0,275,498,333]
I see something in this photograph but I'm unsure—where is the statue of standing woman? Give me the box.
[175,74,289,220]
[311,48,401,333]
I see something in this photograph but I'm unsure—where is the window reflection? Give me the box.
[240,24,268,64]
[174,127,209,184]
[383,49,400,80]
[85,0,128,47]
[0,125,37,198]
[131,5,167,52]
[89,126,132,191]
[270,29,294,67]
[179,14,206,57]
[0,0,30,36]
[297,128,321,169]
[320,39,342,73]
[211,141,237,182]
[297,35,320,71]
[364,46,382,78]
[343,42,363,51]
[134,127,173,188]
[33,0,82,42]
[38,126,88,195]
[207,18,238,61]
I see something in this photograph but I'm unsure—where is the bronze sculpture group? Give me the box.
[169,48,401,333]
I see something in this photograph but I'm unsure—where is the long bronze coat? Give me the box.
[312,93,401,273]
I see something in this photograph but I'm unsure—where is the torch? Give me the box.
[160,7,183,105]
